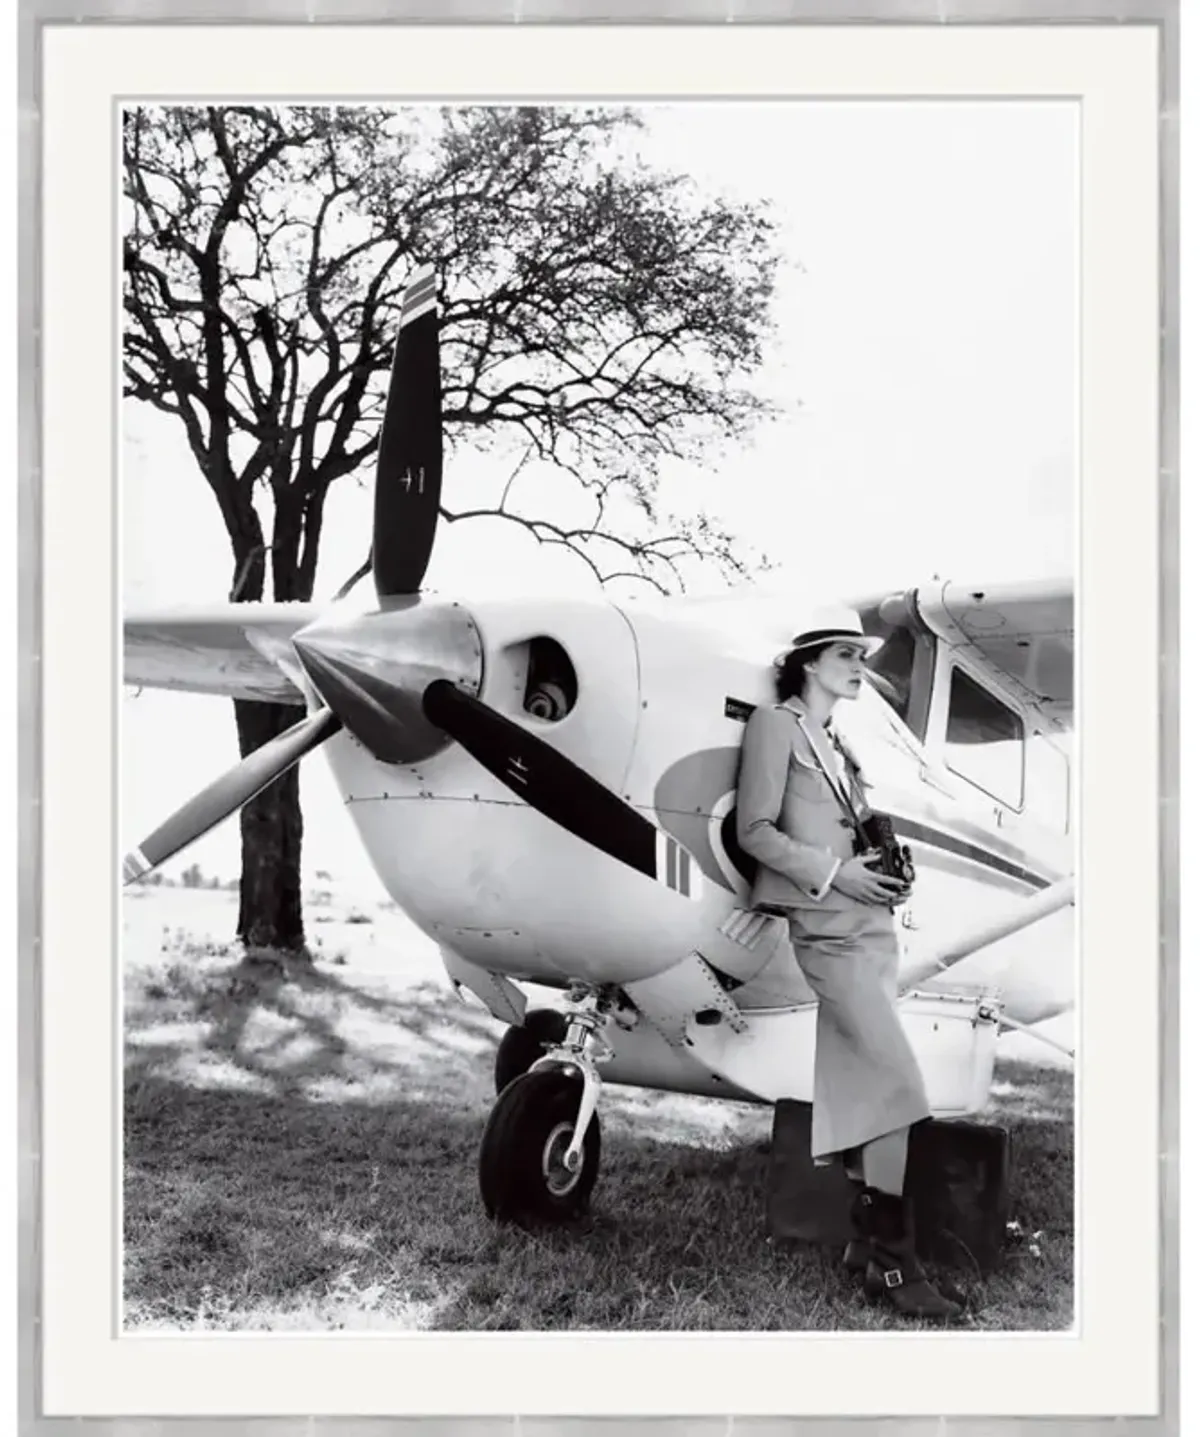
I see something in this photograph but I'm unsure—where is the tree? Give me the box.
[122,103,781,952]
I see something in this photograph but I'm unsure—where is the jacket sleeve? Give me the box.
[736,705,842,898]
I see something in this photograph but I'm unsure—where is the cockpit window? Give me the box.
[866,625,916,720]
[860,603,935,739]
[945,666,1025,808]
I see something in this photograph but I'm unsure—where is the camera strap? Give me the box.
[793,713,872,851]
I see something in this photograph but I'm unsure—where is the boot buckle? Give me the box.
[883,1268,904,1290]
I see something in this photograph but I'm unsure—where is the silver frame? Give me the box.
[17,1,1180,1431]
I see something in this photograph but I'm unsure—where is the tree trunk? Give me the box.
[234,699,307,953]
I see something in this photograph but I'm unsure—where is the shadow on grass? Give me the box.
[123,953,1074,1332]
[124,1061,494,1329]
[127,945,504,1105]
[124,1057,831,1332]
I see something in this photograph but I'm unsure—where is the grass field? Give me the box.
[122,886,1074,1332]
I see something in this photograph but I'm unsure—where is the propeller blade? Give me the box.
[122,708,342,884]
[422,680,702,902]
[373,263,443,599]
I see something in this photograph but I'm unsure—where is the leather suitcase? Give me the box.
[904,1116,1012,1273]
[767,1102,1011,1272]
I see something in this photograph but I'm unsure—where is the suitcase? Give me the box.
[904,1116,1012,1272]
[767,1102,1011,1272]
[766,1100,855,1243]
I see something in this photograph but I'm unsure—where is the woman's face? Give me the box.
[805,642,868,701]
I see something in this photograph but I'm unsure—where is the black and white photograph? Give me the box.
[118,97,1078,1336]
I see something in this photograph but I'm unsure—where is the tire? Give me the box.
[478,1068,601,1226]
[493,1008,568,1094]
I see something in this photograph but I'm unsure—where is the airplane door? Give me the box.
[921,642,1027,829]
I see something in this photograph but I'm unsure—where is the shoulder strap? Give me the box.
[830,728,862,776]
[830,730,869,807]
[794,713,871,848]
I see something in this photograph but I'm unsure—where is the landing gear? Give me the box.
[479,986,613,1226]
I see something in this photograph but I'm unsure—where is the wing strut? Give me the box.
[899,875,1075,996]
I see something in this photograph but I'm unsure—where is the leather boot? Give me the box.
[842,1180,871,1272]
[858,1188,963,1321]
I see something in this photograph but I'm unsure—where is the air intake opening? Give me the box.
[523,637,578,722]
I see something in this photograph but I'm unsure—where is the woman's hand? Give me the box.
[831,852,909,906]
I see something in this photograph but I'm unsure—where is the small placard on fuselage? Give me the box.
[724,696,755,723]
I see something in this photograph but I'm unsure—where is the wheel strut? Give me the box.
[529,984,614,1172]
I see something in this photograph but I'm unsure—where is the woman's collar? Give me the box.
[782,696,833,730]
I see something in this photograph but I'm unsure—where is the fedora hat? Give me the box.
[785,604,884,660]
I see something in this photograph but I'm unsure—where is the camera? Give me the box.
[858,813,915,887]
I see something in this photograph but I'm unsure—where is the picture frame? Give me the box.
[17,0,1180,1429]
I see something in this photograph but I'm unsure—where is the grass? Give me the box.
[122,898,1073,1333]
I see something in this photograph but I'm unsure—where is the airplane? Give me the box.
[123,262,1076,1228]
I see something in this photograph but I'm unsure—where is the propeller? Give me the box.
[125,260,704,908]
[422,679,703,903]
[122,708,341,883]
[372,262,442,599]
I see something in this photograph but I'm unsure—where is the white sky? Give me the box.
[121,101,1076,891]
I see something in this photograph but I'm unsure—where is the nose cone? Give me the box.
[292,599,482,764]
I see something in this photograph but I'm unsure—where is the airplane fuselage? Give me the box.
[315,590,1073,1028]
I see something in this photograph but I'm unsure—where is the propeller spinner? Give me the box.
[292,602,481,765]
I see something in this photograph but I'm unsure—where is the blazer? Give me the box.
[735,697,864,913]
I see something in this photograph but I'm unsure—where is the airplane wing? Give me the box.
[650,577,1072,720]
[914,578,1073,717]
[124,603,324,704]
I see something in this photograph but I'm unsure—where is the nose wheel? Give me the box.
[479,987,611,1225]
[478,1068,601,1223]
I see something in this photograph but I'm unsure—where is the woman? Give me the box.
[736,606,961,1321]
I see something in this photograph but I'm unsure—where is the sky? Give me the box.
[120,100,1076,892]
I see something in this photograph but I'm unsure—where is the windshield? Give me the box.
[859,600,934,740]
